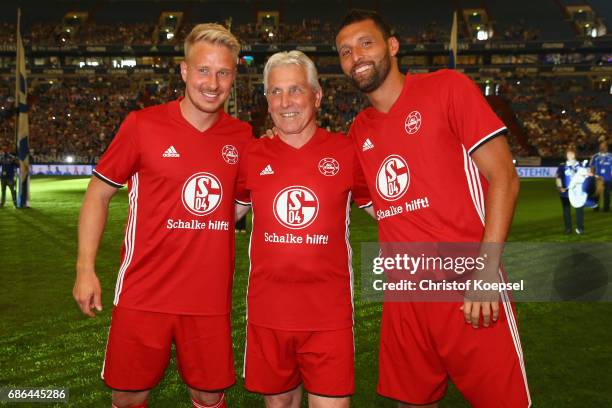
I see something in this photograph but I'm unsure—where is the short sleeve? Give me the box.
[93,112,139,187]
[448,71,507,155]
[235,141,252,205]
[352,150,372,208]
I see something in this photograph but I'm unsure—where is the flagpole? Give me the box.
[14,8,19,155]
[449,11,458,69]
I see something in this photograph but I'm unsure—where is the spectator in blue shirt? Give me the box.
[0,151,18,208]
[590,141,612,212]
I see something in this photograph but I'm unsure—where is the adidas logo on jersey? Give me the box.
[260,164,274,175]
[362,138,374,151]
[162,146,180,158]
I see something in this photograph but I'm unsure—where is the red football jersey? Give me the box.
[236,128,371,330]
[93,99,252,315]
[349,70,507,243]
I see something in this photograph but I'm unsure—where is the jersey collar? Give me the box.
[273,127,328,152]
[363,73,413,120]
[168,97,227,135]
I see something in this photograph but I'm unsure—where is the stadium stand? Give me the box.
[4,0,605,46]
[78,23,154,46]
[589,0,612,25]
[488,0,575,40]
[0,74,370,162]
[0,0,609,164]
[503,76,610,157]
[1,73,607,163]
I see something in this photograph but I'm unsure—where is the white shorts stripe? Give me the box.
[499,284,532,406]
[462,146,531,406]
[243,201,254,378]
[100,324,112,380]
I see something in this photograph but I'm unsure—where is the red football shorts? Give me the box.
[244,323,354,397]
[378,300,530,407]
[102,307,235,391]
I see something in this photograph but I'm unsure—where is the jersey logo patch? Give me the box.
[405,111,422,135]
[181,172,223,216]
[318,158,340,176]
[376,155,410,201]
[273,186,319,229]
[221,145,239,164]
[162,146,180,158]
[362,138,375,151]
[260,164,274,175]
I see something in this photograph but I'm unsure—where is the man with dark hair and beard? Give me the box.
[335,9,530,408]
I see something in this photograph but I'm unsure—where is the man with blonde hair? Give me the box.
[236,50,372,408]
[73,23,251,408]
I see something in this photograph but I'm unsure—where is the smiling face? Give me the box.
[335,19,398,93]
[180,41,236,114]
[266,64,322,138]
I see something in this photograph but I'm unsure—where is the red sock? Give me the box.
[192,393,226,408]
[112,402,147,408]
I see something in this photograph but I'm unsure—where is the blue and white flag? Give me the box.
[15,8,29,207]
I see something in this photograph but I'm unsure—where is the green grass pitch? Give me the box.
[0,177,610,407]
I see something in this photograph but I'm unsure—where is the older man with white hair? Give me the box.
[235,50,372,408]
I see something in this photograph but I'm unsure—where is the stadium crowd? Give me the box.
[504,77,610,157]
[14,10,573,48]
[0,74,608,163]
[78,23,154,46]
[498,21,541,41]
[225,19,338,45]
[0,76,182,163]
[0,20,463,46]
